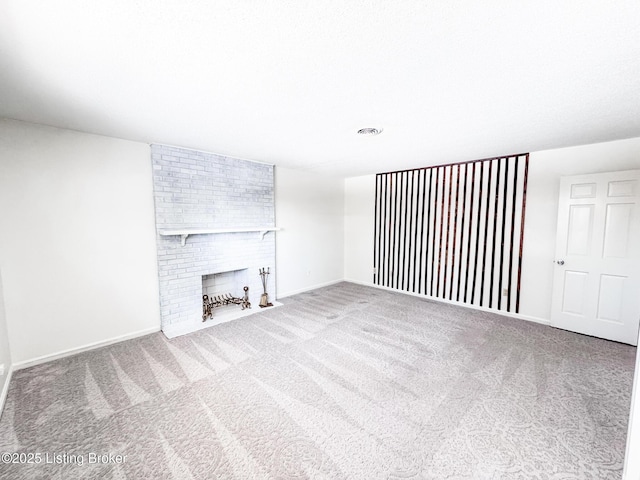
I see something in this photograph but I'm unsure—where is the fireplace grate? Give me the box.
[202,287,251,321]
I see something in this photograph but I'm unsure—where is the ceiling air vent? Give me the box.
[357,127,382,136]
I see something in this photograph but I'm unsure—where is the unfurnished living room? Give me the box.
[1,1,640,479]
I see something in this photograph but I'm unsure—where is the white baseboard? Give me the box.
[11,325,161,371]
[276,279,344,299]
[0,365,13,419]
[344,278,551,326]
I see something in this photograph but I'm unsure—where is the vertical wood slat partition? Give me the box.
[374,154,529,313]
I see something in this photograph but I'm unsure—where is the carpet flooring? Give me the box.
[0,282,636,479]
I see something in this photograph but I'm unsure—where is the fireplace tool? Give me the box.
[259,267,273,308]
[241,286,251,310]
[202,294,214,321]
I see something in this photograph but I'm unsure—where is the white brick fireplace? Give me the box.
[150,144,277,337]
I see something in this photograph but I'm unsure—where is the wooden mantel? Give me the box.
[159,227,281,246]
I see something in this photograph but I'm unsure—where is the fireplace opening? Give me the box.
[201,269,250,321]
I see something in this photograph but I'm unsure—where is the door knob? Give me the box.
[556,260,565,265]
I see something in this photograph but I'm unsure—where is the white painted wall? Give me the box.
[344,137,640,321]
[274,167,344,297]
[0,269,12,412]
[344,174,376,284]
[0,119,161,365]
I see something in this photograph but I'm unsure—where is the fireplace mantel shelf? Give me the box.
[159,227,281,246]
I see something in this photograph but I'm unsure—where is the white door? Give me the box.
[550,170,640,345]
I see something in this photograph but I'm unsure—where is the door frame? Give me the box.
[550,169,640,346]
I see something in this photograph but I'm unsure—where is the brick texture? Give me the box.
[151,145,276,327]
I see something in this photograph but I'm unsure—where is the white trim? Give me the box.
[344,278,551,326]
[11,326,161,371]
[276,279,344,299]
[623,328,640,479]
[0,365,13,418]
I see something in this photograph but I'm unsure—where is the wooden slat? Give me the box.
[443,166,453,299]
[497,157,510,310]
[374,174,380,284]
[391,172,398,288]
[506,156,520,311]
[436,167,445,297]
[430,167,439,296]
[464,162,476,303]
[479,160,490,306]
[450,164,461,300]
[384,173,390,287]
[516,154,530,313]
[417,169,426,294]
[488,157,502,308]
[412,171,418,291]
[402,171,410,290]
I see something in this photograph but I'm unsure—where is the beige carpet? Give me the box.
[0,282,636,479]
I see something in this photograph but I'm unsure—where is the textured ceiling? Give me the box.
[1,1,639,177]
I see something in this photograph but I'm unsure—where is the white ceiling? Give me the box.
[1,1,639,177]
